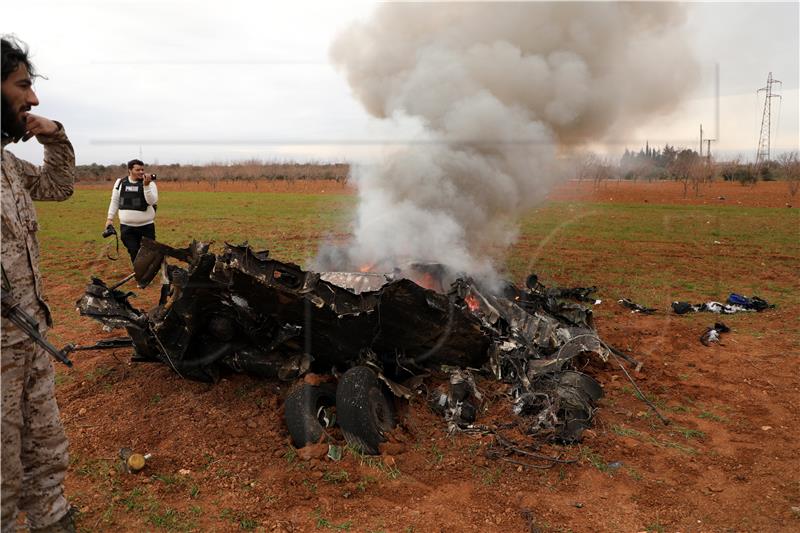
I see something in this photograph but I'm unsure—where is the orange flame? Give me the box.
[465,293,480,312]
[359,262,376,273]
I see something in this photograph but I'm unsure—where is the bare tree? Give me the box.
[777,152,800,199]
[669,149,700,198]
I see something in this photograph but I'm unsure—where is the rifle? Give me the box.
[1,267,73,367]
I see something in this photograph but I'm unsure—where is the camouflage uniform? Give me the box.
[1,124,74,532]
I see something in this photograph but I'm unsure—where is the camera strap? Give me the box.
[106,232,119,261]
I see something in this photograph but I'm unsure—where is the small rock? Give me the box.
[297,443,328,461]
[178,469,191,475]
[78,408,87,416]
[247,420,257,429]
[761,426,772,431]
[791,506,800,518]
[574,502,583,508]
[607,461,623,469]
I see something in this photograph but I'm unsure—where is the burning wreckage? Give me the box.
[76,238,637,458]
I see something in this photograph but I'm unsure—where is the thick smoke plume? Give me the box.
[318,2,699,283]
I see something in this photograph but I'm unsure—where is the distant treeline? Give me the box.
[577,147,800,198]
[75,160,350,183]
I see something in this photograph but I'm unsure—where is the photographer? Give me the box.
[104,159,158,263]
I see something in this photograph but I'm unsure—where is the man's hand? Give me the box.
[104,219,113,229]
[143,174,152,186]
[23,113,59,139]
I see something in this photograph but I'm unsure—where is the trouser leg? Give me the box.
[119,224,141,264]
[120,223,156,266]
[18,343,70,529]
[1,342,27,533]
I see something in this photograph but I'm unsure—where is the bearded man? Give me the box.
[1,35,76,533]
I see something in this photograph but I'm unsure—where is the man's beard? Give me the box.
[1,94,27,141]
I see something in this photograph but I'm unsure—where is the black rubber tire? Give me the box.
[336,366,396,455]
[284,382,337,448]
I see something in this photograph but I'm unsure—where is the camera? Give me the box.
[102,224,117,238]
[149,173,157,181]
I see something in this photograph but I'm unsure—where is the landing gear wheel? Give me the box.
[284,382,337,448]
[336,366,396,455]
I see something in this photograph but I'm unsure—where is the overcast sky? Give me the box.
[3,1,798,165]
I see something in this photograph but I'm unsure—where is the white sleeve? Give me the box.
[107,179,121,220]
[144,182,158,205]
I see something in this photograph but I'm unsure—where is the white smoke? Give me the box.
[318,2,700,283]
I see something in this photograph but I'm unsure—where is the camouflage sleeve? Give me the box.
[14,122,75,202]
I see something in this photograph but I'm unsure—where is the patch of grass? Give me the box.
[671,426,706,440]
[323,469,350,484]
[313,508,353,530]
[83,366,112,382]
[346,445,400,479]
[239,517,258,530]
[200,453,216,471]
[645,519,666,533]
[149,394,162,405]
[428,443,444,464]
[580,447,610,473]
[626,466,643,481]
[611,425,641,438]
[698,410,725,422]
[302,479,318,494]
[355,475,377,492]
[188,484,199,499]
[75,457,114,482]
[148,507,195,531]
[652,438,697,455]
[120,487,146,511]
[153,473,183,486]
[215,467,234,479]
[479,466,502,486]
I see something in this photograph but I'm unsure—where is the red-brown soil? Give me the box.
[47,180,800,532]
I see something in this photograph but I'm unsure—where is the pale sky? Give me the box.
[3,1,798,165]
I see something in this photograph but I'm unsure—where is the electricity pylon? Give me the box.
[755,72,782,167]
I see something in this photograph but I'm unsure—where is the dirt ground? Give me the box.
[46,179,799,532]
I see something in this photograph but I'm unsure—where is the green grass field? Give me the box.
[36,188,799,312]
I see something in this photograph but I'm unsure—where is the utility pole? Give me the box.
[705,139,715,161]
[699,124,703,156]
[755,72,782,167]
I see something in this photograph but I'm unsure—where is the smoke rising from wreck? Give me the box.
[316,2,700,286]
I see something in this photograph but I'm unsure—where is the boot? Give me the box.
[30,507,77,533]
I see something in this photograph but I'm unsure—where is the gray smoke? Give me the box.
[318,2,699,283]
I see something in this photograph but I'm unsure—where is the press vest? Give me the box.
[117,178,148,211]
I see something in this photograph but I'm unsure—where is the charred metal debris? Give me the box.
[76,239,642,456]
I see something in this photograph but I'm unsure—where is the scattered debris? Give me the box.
[119,448,151,473]
[673,294,774,315]
[618,298,656,315]
[700,322,730,346]
[76,239,639,454]
[727,293,774,311]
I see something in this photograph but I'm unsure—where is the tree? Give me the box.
[669,149,700,197]
[777,152,800,200]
